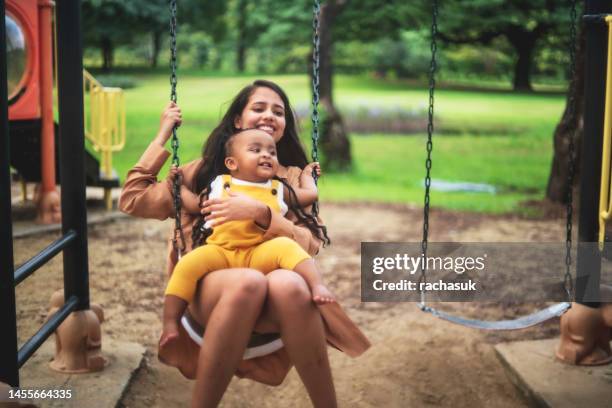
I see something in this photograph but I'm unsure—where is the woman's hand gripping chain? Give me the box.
[155,102,183,146]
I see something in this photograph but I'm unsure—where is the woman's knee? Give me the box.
[191,269,266,323]
[224,269,267,305]
[267,269,311,306]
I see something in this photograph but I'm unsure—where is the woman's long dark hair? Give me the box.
[194,80,309,194]
[276,176,330,247]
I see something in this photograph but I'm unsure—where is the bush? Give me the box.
[335,41,375,74]
[442,42,513,79]
[177,30,214,69]
[533,39,567,80]
[371,31,430,79]
[342,105,431,134]
[256,45,311,74]
[294,103,432,135]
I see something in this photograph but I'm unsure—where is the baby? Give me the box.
[161,128,334,347]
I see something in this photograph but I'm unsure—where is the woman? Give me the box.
[119,80,370,407]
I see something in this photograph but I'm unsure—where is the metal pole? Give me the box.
[0,0,20,386]
[37,0,60,223]
[14,231,77,286]
[577,0,612,306]
[55,0,90,310]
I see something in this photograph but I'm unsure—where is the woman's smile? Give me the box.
[256,124,275,135]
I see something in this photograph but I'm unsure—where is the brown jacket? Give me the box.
[119,141,370,385]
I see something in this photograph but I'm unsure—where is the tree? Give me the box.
[82,0,133,70]
[436,0,572,91]
[314,0,420,171]
[210,0,419,170]
[228,0,279,73]
[82,0,166,70]
[82,0,226,70]
[150,29,163,68]
[334,0,423,42]
[546,25,584,203]
[178,0,227,43]
[137,2,168,69]
[317,0,351,171]
[167,0,228,70]
[236,0,248,72]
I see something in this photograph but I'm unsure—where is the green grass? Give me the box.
[318,133,550,213]
[105,72,566,214]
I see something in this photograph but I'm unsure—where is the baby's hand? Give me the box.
[300,162,321,187]
[295,162,320,206]
[303,162,321,179]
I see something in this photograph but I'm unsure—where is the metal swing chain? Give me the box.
[563,0,578,302]
[169,0,186,256]
[419,1,576,305]
[311,0,321,218]
[419,0,439,307]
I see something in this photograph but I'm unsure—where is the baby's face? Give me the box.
[226,129,279,182]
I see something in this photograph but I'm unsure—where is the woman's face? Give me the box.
[234,87,286,143]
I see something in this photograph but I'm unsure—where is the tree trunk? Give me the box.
[101,37,113,72]
[512,40,535,91]
[212,52,223,70]
[546,26,585,204]
[150,30,162,68]
[236,0,247,72]
[507,29,537,91]
[317,0,351,172]
[237,42,246,72]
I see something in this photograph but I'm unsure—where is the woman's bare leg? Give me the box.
[189,268,267,408]
[265,269,337,408]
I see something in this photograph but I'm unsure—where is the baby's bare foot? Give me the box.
[159,321,180,349]
[312,284,336,305]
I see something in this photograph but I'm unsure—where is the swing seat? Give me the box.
[157,311,290,385]
[417,0,577,331]
[181,311,283,360]
[419,302,571,331]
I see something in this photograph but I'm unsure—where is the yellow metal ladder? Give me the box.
[82,70,126,210]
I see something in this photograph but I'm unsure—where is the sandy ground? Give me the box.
[12,201,571,407]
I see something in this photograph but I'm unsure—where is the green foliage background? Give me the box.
[98,72,565,214]
[77,1,575,214]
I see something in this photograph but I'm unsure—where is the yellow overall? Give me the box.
[165,174,311,301]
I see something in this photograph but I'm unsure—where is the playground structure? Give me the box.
[6,0,124,221]
[82,70,126,210]
[417,0,612,365]
[555,3,612,364]
[2,0,103,387]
